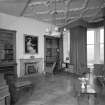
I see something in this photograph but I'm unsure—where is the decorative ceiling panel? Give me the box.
[29,4,49,12]
[68,0,85,10]
[35,14,52,20]
[0,1,27,16]
[0,0,104,27]
[54,18,65,26]
[67,10,82,19]
[83,8,101,17]
[87,0,104,8]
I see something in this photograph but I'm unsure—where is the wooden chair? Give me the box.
[94,64,104,77]
[15,77,32,91]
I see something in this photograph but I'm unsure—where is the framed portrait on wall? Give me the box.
[24,35,38,54]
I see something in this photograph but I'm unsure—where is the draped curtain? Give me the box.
[70,26,87,74]
[104,16,105,67]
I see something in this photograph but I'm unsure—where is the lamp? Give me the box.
[45,0,61,37]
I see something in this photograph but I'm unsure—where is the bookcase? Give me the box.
[4,44,14,61]
[44,35,60,66]
[44,35,63,73]
[0,29,17,105]
[0,29,16,62]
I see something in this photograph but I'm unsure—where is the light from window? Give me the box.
[100,44,104,62]
[100,28,104,63]
[100,28,104,43]
[87,30,94,44]
[87,28,104,65]
[87,30,94,64]
[87,45,94,62]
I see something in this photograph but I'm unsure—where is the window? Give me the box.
[100,28,104,63]
[63,30,70,63]
[87,31,94,44]
[87,30,94,64]
[87,28,104,65]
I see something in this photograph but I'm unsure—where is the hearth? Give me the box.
[25,62,38,75]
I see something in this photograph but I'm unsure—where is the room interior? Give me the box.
[0,0,105,105]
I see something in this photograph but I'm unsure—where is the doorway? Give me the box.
[44,35,62,73]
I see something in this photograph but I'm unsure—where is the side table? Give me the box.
[77,86,97,105]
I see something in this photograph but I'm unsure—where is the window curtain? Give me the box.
[70,26,87,74]
[104,17,105,66]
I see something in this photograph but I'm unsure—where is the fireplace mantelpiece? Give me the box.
[20,58,43,76]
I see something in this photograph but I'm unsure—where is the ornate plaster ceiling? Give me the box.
[0,0,105,27]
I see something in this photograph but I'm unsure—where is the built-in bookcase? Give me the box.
[0,29,17,105]
[0,29,16,62]
[44,35,60,66]
[44,35,63,72]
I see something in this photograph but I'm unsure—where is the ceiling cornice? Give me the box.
[87,20,104,28]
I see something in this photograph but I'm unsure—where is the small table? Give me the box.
[77,86,97,105]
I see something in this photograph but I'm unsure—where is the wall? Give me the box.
[0,13,55,76]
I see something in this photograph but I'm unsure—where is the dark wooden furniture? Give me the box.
[13,76,33,103]
[0,29,17,105]
[44,62,56,75]
[0,62,17,105]
[77,78,97,105]
[0,62,17,75]
[0,73,10,105]
[97,76,105,87]
[0,29,33,105]
[0,29,16,61]
[63,63,74,73]
[94,64,104,77]
[44,35,63,73]
[15,78,32,91]
[4,43,14,61]
[94,64,105,90]
[77,88,97,105]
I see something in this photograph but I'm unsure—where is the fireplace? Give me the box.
[25,62,38,75]
[20,58,43,76]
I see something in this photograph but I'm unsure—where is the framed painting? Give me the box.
[24,35,38,54]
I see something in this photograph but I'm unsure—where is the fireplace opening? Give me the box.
[25,62,38,75]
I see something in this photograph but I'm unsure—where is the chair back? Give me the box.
[45,62,56,74]
[94,64,104,77]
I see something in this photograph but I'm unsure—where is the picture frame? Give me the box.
[24,35,38,54]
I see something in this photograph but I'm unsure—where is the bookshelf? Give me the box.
[4,44,14,61]
[0,29,17,105]
[44,35,63,73]
[44,35,60,66]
